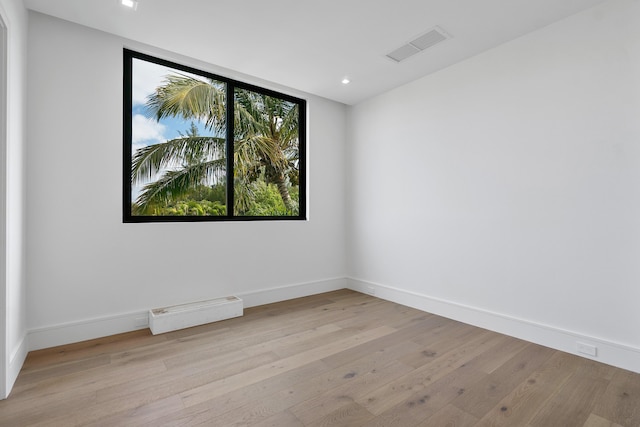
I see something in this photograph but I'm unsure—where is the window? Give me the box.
[123,50,306,222]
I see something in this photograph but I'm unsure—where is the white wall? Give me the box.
[0,0,27,399]
[26,12,347,348]
[347,0,640,372]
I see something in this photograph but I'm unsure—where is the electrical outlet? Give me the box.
[366,286,376,296]
[577,342,597,357]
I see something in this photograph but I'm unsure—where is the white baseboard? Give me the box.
[347,277,640,374]
[237,277,347,308]
[27,277,347,351]
[6,335,27,397]
[28,311,150,351]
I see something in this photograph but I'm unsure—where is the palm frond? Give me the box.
[146,74,226,134]
[134,158,226,210]
[233,176,255,215]
[233,133,288,180]
[234,100,264,139]
[278,104,300,147]
[132,136,225,183]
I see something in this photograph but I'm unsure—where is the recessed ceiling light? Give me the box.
[121,0,138,10]
[341,78,350,85]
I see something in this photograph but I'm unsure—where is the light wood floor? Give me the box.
[1,290,639,426]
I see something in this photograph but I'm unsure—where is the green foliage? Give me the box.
[133,184,227,216]
[187,184,226,204]
[240,179,299,216]
[137,199,226,216]
[132,180,299,217]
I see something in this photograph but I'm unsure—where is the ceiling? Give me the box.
[24,0,606,105]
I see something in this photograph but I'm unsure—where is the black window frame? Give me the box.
[123,49,307,223]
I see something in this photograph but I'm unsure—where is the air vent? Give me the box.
[387,44,421,63]
[386,26,451,63]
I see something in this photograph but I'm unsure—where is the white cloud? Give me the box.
[132,59,173,106]
[132,57,211,106]
[132,114,166,146]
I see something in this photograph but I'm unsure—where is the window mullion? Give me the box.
[226,82,235,217]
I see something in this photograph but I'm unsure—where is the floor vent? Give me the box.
[386,26,451,63]
[148,296,243,334]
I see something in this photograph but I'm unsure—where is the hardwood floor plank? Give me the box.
[95,351,279,404]
[3,359,168,416]
[290,359,413,425]
[83,395,184,427]
[179,325,396,408]
[528,363,610,427]
[15,354,111,385]
[156,360,331,426]
[592,369,640,426]
[398,321,485,369]
[582,413,625,427]
[363,335,514,426]
[246,410,305,427]
[473,351,581,426]
[332,299,430,330]
[109,327,233,367]
[450,343,555,418]
[356,329,505,415]
[21,330,164,370]
[174,339,419,426]
[0,392,97,426]
[305,402,374,427]
[242,323,343,357]
[417,404,479,427]
[320,315,454,369]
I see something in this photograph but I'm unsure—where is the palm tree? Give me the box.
[131,72,301,216]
